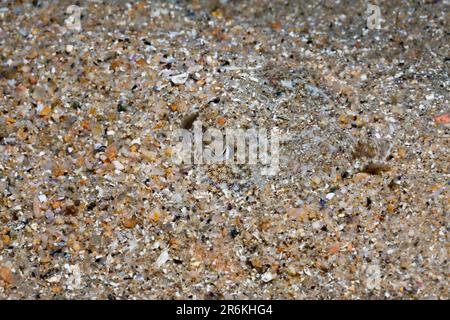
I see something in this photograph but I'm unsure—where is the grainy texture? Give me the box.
[0,0,448,299]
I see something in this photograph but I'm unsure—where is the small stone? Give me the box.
[64,205,78,216]
[117,103,127,112]
[229,227,239,238]
[400,259,409,270]
[286,266,298,276]
[33,196,41,217]
[311,176,321,185]
[122,217,138,229]
[28,75,39,85]
[112,160,124,171]
[38,105,52,117]
[2,235,10,245]
[47,274,61,283]
[312,221,322,229]
[0,267,12,285]
[149,211,160,222]
[52,286,62,294]
[71,101,81,109]
[250,257,263,270]
[387,203,396,213]
[45,210,54,221]
[54,216,64,225]
[217,117,226,125]
[434,113,450,125]
[271,21,282,30]
[105,145,117,161]
[338,114,349,125]
[141,149,157,162]
[65,44,74,53]
[328,243,340,255]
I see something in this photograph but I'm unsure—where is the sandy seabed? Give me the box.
[0,0,448,299]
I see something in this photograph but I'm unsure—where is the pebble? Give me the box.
[312,221,322,229]
[0,267,12,285]
[112,160,124,171]
[434,113,450,125]
[325,192,335,200]
[65,44,74,53]
[311,176,322,185]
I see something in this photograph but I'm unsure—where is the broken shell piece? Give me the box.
[261,271,276,282]
[170,73,189,85]
[112,160,125,171]
[155,249,170,268]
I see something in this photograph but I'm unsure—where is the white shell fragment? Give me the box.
[155,249,170,268]
[170,73,189,85]
[261,272,276,283]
